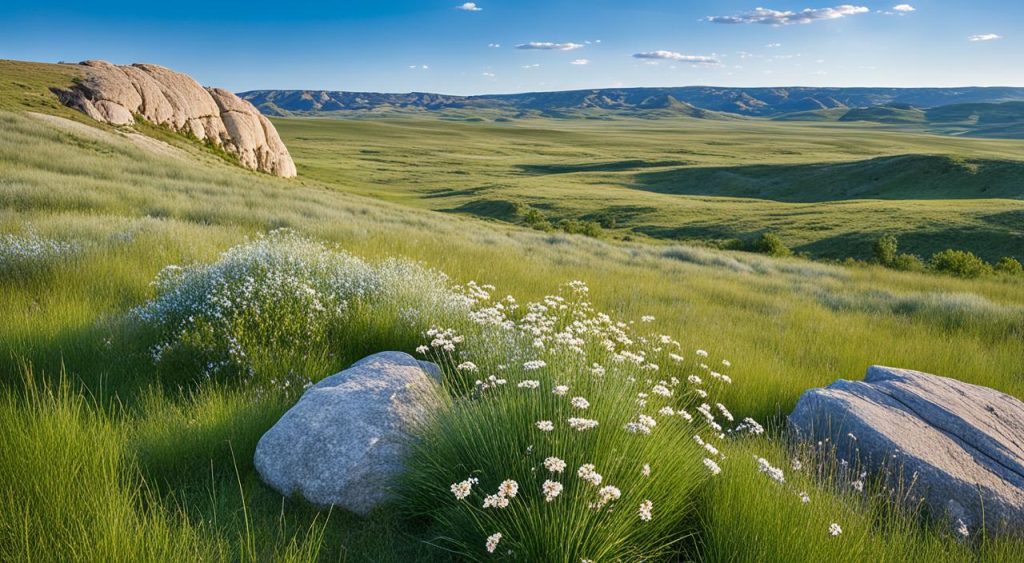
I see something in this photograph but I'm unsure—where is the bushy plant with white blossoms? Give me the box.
[133,230,465,388]
[401,280,754,561]
[0,231,82,280]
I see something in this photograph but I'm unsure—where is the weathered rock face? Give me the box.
[789,366,1024,536]
[253,352,443,515]
[55,60,296,177]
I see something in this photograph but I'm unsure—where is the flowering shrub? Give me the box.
[134,230,464,388]
[0,232,82,279]
[401,280,754,560]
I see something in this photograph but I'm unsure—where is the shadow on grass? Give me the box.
[624,155,1024,203]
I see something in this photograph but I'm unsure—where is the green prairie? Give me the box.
[275,114,1024,262]
[1,60,1024,561]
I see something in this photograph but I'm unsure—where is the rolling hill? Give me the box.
[239,86,1024,118]
[782,101,1024,138]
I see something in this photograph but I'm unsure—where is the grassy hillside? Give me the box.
[2,62,1024,561]
[778,101,1024,139]
[274,115,1024,262]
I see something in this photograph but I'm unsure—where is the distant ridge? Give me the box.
[239,86,1024,118]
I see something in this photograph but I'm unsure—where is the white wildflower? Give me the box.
[523,360,547,370]
[450,477,478,500]
[571,396,590,410]
[552,385,569,396]
[486,532,502,553]
[639,499,653,521]
[536,420,554,432]
[642,463,651,477]
[696,349,709,358]
[499,479,519,498]
[578,464,603,486]
[757,457,785,483]
[542,479,563,502]
[482,494,509,509]
[544,457,567,473]
[651,384,672,397]
[703,458,722,475]
[568,417,599,431]
[517,379,540,389]
[829,523,842,536]
[640,315,655,323]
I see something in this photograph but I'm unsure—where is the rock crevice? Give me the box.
[55,60,296,177]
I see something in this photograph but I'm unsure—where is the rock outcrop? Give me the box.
[789,366,1024,536]
[55,60,296,177]
[253,352,443,515]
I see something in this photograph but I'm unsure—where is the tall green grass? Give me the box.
[1,102,1023,561]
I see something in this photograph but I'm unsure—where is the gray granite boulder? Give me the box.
[789,365,1024,536]
[254,352,443,515]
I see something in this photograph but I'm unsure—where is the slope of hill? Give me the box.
[239,86,1024,118]
[780,101,1024,139]
[275,115,1024,263]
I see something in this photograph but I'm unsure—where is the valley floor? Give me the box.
[274,115,1024,263]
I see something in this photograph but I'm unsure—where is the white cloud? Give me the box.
[632,51,719,64]
[892,4,915,12]
[706,5,869,26]
[481,71,495,77]
[408,65,429,70]
[969,33,1002,42]
[487,43,501,48]
[765,43,782,48]
[521,64,541,69]
[456,2,482,11]
[516,41,584,50]
[570,59,589,65]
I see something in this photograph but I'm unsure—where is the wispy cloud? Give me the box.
[456,2,482,11]
[570,59,589,65]
[632,51,719,64]
[765,43,782,48]
[521,63,541,69]
[969,33,1002,42]
[706,5,868,26]
[487,43,500,48]
[516,41,584,51]
[408,65,429,70]
[481,71,495,77]
[892,4,915,12]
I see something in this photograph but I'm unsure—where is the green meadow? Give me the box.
[1,61,1024,560]
[275,115,1024,262]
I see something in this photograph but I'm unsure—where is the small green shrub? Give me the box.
[929,249,993,278]
[134,230,465,389]
[522,208,553,231]
[873,234,899,266]
[753,233,792,257]
[892,253,926,272]
[995,256,1024,276]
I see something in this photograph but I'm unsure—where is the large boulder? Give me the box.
[54,60,296,177]
[254,352,443,515]
[789,366,1024,536]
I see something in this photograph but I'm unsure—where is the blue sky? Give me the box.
[1,1,1019,94]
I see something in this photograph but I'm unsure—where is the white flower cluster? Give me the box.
[136,231,462,384]
[0,232,82,274]
[756,457,786,484]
